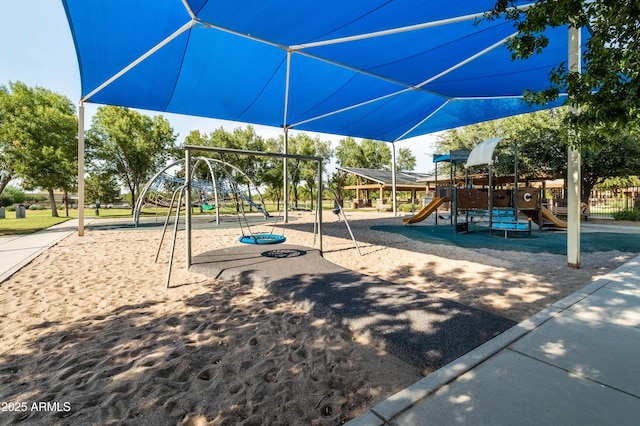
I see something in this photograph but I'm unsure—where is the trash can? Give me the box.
[0,207,4,219]
[16,205,26,219]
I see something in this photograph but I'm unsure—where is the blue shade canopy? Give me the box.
[62,0,588,142]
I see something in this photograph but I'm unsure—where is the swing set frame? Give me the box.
[169,145,324,287]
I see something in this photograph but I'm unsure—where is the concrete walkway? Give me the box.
[347,254,640,425]
[0,219,83,284]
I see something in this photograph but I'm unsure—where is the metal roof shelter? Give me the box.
[338,168,431,187]
[337,167,431,208]
[62,1,587,266]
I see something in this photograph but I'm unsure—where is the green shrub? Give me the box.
[3,186,26,204]
[5,205,15,212]
[399,203,420,212]
[611,208,640,221]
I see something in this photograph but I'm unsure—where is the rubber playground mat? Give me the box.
[370,224,640,255]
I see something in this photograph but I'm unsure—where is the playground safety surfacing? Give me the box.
[370,223,640,255]
[190,243,516,372]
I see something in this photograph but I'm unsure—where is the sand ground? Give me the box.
[0,210,636,425]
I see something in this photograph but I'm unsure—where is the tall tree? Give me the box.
[397,147,417,171]
[86,106,177,212]
[185,126,267,211]
[334,137,393,169]
[0,85,19,195]
[262,136,284,209]
[85,173,121,205]
[0,82,77,217]
[490,1,640,138]
[286,133,332,209]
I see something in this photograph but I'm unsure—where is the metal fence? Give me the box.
[587,197,640,219]
[552,196,640,219]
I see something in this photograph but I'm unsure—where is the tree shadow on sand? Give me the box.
[0,283,422,425]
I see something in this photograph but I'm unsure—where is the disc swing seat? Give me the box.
[239,233,286,245]
[227,175,286,245]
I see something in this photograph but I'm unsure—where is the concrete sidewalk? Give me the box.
[347,254,640,425]
[0,219,83,284]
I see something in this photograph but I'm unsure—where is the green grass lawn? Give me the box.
[0,200,349,236]
[0,207,134,235]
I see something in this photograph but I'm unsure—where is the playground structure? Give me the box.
[150,146,364,287]
[402,196,450,225]
[403,137,568,237]
[136,154,292,287]
[133,156,270,228]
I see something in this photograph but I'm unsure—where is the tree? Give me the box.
[0,185,26,207]
[185,125,268,212]
[360,139,392,170]
[490,1,640,138]
[397,147,417,171]
[0,82,77,217]
[285,133,332,209]
[0,86,19,196]
[580,130,640,201]
[262,137,284,209]
[86,106,177,212]
[85,173,121,205]
[334,137,393,169]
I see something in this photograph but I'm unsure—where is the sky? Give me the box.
[0,1,440,174]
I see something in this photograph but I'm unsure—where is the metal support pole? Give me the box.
[435,161,439,225]
[155,186,183,263]
[283,128,289,223]
[317,158,323,253]
[391,142,397,216]
[567,25,581,268]
[185,148,192,268]
[488,164,494,235]
[77,102,85,236]
[513,140,519,215]
[167,185,186,289]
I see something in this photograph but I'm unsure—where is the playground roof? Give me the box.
[337,167,431,187]
[433,150,471,164]
[62,1,588,142]
[466,137,505,167]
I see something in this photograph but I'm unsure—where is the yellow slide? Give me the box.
[541,206,567,228]
[403,197,450,224]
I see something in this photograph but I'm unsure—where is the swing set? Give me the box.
[160,146,325,288]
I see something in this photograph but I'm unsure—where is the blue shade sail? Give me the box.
[62,0,588,141]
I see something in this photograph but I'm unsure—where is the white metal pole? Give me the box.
[391,142,397,216]
[282,51,292,224]
[185,148,192,268]
[77,102,85,236]
[283,128,289,223]
[567,25,581,268]
[317,158,323,252]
